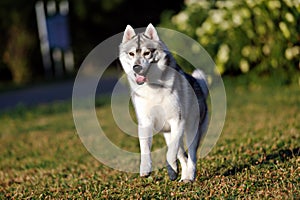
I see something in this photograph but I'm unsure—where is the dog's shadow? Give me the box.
[216,147,300,176]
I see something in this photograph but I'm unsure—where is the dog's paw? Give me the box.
[166,161,178,181]
[140,172,151,178]
[179,179,193,183]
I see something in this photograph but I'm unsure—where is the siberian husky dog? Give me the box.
[119,24,208,182]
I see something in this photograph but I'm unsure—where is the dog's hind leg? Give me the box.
[185,114,209,182]
[164,133,187,180]
[186,135,199,182]
[164,133,187,181]
[164,121,185,181]
[178,139,189,182]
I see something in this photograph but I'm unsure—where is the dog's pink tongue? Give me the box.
[136,75,147,85]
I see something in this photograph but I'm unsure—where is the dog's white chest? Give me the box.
[133,87,180,132]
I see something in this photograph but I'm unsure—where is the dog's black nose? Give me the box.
[133,65,143,74]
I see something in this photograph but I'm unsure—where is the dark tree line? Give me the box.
[0,0,183,83]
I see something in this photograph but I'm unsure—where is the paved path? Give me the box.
[0,78,118,111]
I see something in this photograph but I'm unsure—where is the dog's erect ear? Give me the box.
[122,25,136,43]
[145,23,159,41]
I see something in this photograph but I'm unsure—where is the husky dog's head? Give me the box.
[119,24,170,85]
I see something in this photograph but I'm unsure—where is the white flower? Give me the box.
[195,27,203,37]
[220,21,231,31]
[210,10,225,24]
[202,20,212,31]
[242,46,251,57]
[215,1,234,9]
[267,0,281,9]
[240,59,249,73]
[199,35,210,46]
[285,46,300,60]
[285,12,295,23]
[232,12,243,26]
[285,48,293,60]
[172,12,188,25]
[279,22,291,38]
[283,0,293,7]
[186,0,210,8]
[201,20,215,34]
[245,0,256,8]
[192,43,201,53]
[262,45,271,56]
[241,8,251,19]
[217,44,230,63]
[215,64,225,75]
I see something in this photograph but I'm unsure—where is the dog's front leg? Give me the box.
[138,125,153,177]
[166,121,184,181]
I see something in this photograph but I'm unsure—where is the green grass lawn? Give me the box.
[0,77,299,199]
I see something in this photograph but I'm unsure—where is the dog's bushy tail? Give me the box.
[192,69,209,98]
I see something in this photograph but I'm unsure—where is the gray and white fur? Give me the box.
[119,23,208,182]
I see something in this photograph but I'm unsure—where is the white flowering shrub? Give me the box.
[161,0,300,78]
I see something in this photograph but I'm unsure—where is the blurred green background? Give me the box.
[0,0,299,85]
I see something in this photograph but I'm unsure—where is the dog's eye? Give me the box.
[144,51,151,56]
[129,52,135,57]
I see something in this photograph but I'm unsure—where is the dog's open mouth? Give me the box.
[135,74,147,85]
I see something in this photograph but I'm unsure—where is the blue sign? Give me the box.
[46,14,70,50]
